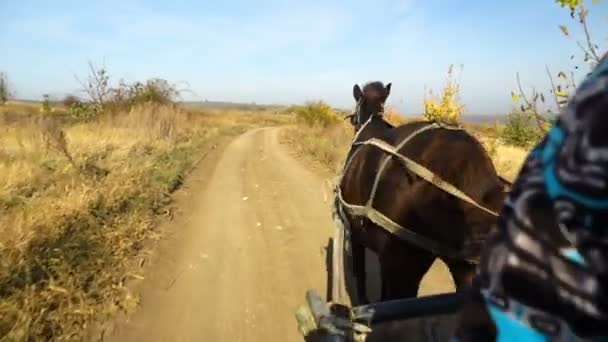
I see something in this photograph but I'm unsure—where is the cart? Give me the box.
[294,214,595,341]
[295,288,464,342]
[294,204,465,342]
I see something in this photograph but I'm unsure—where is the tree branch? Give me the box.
[516,72,550,130]
[545,65,562,111]
[579,5,601,64]
[570,70,577,89]
[516,72,533,108]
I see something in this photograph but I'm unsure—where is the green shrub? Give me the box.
[502,110,545,148]
[69,102,99,122]
[290,101,340,128]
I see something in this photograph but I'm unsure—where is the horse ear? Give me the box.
[385,82,392,96]
[353,84,363,101]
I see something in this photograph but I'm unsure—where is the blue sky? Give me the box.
[1,0,607,114]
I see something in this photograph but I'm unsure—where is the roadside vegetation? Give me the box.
[0,64,290,341]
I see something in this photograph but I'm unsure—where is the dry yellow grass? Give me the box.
[0,102,291,341]
[283,120,353,173]
[384,106,409,126]
[475,135,528,182]
[1,100,45,113]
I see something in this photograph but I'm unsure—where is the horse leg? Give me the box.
[443,258,477,290]
[379,243,436,301]
[351,239,369,305]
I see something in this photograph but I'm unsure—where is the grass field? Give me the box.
[0,101,291,341]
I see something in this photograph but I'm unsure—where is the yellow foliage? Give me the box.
[423,64,465,124]
[511,91,521,102]
[291,101,340,128]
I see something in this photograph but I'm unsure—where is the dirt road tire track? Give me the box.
[107,126,454,342]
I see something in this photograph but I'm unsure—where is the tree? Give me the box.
[75,61,111,109]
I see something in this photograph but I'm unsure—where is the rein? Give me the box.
[334,119,499,261]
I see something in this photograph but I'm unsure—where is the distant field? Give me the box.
[181,100,286,112]
[10,99,507,124]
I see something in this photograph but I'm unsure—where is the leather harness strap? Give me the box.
[334,120,498,260]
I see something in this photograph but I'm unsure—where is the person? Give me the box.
[452,53,608,341]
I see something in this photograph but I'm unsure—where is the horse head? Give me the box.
[345,81,392,132]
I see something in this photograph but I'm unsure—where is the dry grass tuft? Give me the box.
[384,106,409,126]
[282,121,353,173]
[476,135,528,181]
[0,101,290,341]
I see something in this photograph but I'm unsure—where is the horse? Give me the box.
[335,81,511,305]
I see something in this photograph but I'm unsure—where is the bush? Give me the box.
[423,64,464,124]
[77,62,182,114]
[131,79,179,105]
[502,110,545,148]
[109,78,180,111]
[61,94,81,107]
[69,102,99,122]
[290,101,340,127]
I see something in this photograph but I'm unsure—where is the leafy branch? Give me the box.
[508,0,604,138]
[557,0,602,68]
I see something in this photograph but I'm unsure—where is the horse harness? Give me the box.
[334,115,500,261]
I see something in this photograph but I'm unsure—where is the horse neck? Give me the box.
[354,115,388,143]
[343,115,389,165]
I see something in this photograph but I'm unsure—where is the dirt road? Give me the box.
[108,127,454,342]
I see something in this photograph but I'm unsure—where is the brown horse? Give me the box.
[336,81,510,305]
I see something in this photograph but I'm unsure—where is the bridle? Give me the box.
[343,99,362,128]
[343,98,384,132]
